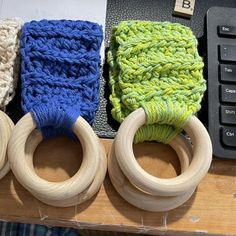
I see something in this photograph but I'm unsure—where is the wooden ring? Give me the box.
[8,112,102,202]
[24,130,107,207]
[108,134,195,212]
[115,108,212,196]
[0,111,14,179]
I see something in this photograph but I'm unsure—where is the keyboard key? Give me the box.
[222,127,236,147]
[221,85,236,103]
[218,25,236,37]
[221,105,236,124]
[220,64,236,82]
[207,7,236,159]
[219,45,236,62]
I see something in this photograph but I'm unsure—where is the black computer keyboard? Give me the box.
[207,7,236,159]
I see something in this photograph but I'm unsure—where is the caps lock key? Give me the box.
[221,85,236,103]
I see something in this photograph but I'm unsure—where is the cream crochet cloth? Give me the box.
[0,19,22,109]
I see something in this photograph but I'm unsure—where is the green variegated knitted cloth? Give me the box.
[108,21,206,144]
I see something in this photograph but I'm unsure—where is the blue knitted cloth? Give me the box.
[20,20,103,138]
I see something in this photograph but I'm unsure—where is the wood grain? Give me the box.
[0,137,235,235]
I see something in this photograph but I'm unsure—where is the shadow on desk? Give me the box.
[104,177,197,226]
[209,157,236,176]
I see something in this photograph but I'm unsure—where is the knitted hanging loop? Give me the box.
[0,18,22,109]
[108,21,206,143]
[8,20,107,207]
[0,18,22,180]
[21,20,103,139]
[107,21,212,212]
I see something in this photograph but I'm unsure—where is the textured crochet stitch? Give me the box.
[0,18,22,109]
[21,20,103,138]
[108,21,206,144]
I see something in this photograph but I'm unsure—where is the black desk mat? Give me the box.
[6,0,236,139]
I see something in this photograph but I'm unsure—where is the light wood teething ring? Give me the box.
[109,134,195,211]
[115,108,212,196]
[24,129,107,207]
[8,112,107,204]
[0,111,14,179]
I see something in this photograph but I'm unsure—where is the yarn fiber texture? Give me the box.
[21,20,103,138]
[108,21,206,144]
[0,18,22,109]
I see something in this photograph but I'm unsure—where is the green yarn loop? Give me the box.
[108,21,206,144]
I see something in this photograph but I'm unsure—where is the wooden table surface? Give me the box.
[0,137,235,235]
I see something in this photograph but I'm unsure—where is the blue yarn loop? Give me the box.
[21,20,103,139]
